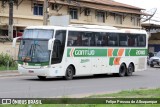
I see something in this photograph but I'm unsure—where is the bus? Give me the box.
[13,25,148,80]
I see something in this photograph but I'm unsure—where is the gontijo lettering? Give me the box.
[74,50,95,56]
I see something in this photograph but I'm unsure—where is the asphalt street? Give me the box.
[0,67,160,98]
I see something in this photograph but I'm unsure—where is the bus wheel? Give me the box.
[118,63,127,77]
[150,64,154,67]
[37,76,46,80]
[64,66,74,80]
[126,63,134,76]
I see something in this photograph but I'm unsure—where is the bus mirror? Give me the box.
[12,37,22,48]
[48,38,55,50]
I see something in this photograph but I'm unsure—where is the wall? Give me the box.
[148,32,160,52]
[0,42,19,59]
[0,1,43,27]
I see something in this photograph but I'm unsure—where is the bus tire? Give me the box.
[37,76,46,80]
[150,64,154,67]
[64,66,74,80]
[126,63,134,76]
[118,63,127,77]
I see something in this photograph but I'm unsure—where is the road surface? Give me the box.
[0,67,160,98]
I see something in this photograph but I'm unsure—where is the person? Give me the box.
[76,35,82,46]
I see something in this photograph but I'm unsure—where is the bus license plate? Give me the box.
[28,70,34,73]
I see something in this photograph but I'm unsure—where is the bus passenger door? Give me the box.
[51,30,66,65]
[67,31,92,75]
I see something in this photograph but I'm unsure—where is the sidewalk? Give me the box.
[0,70,20,77]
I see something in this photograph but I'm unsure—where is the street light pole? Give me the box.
[43,0,48,25]
[8,0,13,39]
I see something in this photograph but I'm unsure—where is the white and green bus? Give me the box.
[13,25,148,80]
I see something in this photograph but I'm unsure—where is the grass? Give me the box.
[0,88,159,107]
[0,104,159,107]
[0,65,17,71]
[89,88,160,98]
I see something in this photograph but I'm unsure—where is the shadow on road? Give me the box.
[22,74,141,82]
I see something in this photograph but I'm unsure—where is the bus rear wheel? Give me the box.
[64,66,74,80]
[126,63,134,76]
[118,63,127,77]
[37,76,46,80]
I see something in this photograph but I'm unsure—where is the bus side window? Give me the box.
[68,31,83,46]
[90,33,96,46]
[102,33,108,46]
[138,34,146,47]
[128,34,137,47]
[108,33,118,46]
[119,33,128,46]
[96,32,103,46]
[82,32,90,46]
[76,35,82,46]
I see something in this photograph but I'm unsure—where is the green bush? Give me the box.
[0,53,17,67]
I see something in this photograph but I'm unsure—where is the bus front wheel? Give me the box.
[64,66,74,80]
[37,76,46,80]
[118,63,127,77]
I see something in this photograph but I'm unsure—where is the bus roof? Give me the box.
[26,25,117,30]
[26,25,146,34]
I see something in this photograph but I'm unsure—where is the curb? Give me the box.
[0,71,20,77]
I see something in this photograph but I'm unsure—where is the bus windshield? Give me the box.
[18,29,54,63]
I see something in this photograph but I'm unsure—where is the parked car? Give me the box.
[147,52,157,65]
[149,51,160,67]
[147,52,155,65]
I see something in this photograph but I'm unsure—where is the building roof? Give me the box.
[79,0,144,10]
[142,23,160,29]
[48,0,149,15]
[37,0,149,15]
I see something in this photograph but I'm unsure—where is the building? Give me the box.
[142,23,160,52]
[0,0,149,56]
[0,0,149,37]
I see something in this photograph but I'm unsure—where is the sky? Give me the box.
[114,0,160,24]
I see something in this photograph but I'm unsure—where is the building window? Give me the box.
[132,17,140,26]
[70,8,78,19]
[115,15,122,24]
[97,12,105,23]
[33,4,43,15]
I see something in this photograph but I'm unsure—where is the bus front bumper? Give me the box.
[18,66,52,76]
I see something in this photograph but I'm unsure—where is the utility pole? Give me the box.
[8,0,13,39]
[43,0,48,25]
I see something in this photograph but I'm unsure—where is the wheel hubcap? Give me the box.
[67,68,72,77]
[120,66,125,75]
[128,66,133,73]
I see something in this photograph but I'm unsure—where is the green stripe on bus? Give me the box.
[113,49,118,56]
[125,49,130,56]
[129,49,148,56]
[67,48,107,57]
[67,48,71,57]
[109,57,115,65]
[67,48,147,57]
